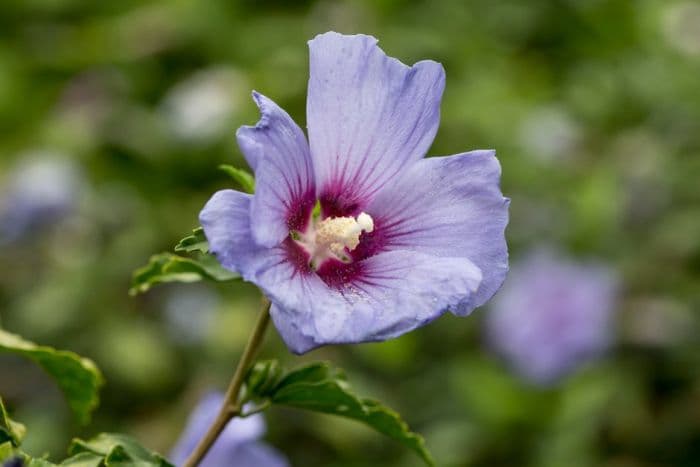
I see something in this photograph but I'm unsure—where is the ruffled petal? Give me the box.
[199,190,313,311]
[307,32,445,214]
[267,250,482,353]
[269,303,318,354]
[237,92,315,247]
[367,150,509,316]
[252,257,352,354]
[199,189,264,275]
[199,189,341,354]
[343,250,482,340]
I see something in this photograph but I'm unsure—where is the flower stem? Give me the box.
[182,296,272,467]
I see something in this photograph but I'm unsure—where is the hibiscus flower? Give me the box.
[200,32,509,354]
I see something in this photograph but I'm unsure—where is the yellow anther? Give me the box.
[315,212,374,254]
[295,212,374,268]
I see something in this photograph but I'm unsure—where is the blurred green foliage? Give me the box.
[0,0,699,466]
[0,330,103,425]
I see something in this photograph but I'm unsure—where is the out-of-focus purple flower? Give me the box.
[2,457,23,467]
[200,32,509,354]
[170,392,288,467]
[485,250,618,385]
[0,154,83,244]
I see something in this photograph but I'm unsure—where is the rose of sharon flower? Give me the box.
[200,32,509,353]
[170,393,288,467]
[486,250,618,385]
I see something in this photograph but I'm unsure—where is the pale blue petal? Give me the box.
[223,443,289,467]
[267,250,482,352]
[307,32,445,211]
[250,259,351,353]
[199,189,263,275]
[367,150,509,316]
[237,92,315,247]
[269,302,318,354]
[344,250,482,340]
[170,392,266,466]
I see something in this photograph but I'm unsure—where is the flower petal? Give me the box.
[199,189,309,295]
[343,251,482,340]
[198,189,329,355]
[237,91,315,247]
[253,258,352,353]
[199,189,338,353]
[199,189,263,274]
[307,32,445,214]
[267,250,482,353]
[486,250,617,385]
[367,150,509,316]
[227,443,290,467]
[198,191,355,354]
[169,392,266,466]
[269,303,318,354]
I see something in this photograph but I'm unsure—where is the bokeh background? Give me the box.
[1,0,700,466]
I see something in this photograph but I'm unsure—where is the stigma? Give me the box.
[294,212,374,269]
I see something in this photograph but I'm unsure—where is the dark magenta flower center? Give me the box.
[283,192,385,288]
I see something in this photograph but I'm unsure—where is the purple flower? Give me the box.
[170,392,288,467]
[485,250,618,385]
[0,154,83,244]
[200,32,509,353]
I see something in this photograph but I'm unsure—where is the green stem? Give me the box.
[182,296,272,467]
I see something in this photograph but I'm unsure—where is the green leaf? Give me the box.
[27,459,58,467]
[251,361,435,466]
[174,227,209,253]
[0,439,59,466]
[59,452,103,467]
[0,397,25,447]
[129,252,238,296]
[67,433,174,467]
[0,441,15,463]
[0,330,103,425]
[219,164,255,193]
